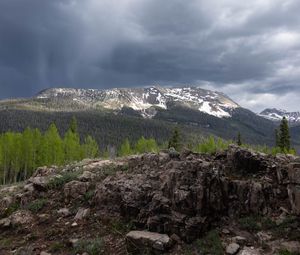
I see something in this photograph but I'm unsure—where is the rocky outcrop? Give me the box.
[94,146,299,241]
[1,146,300,254]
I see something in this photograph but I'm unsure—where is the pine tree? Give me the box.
[275,129,280,147]
[168,128,181,151]
[278,117,291,152]
[70,116,78,134]
[237,132,242,146]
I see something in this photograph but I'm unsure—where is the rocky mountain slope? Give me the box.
[259,108,300,124]
[1,146,300,254]
[35,86,239,118]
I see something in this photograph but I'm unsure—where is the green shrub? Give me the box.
[27,199,47,213]
[110,219,133,235]
[194,136,230,154]
[47,171,79,189]
[1,202,20,218]
[73,238,104,255]
[238,216,261,232]
[196,230,223,255]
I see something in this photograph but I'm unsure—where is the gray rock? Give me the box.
[64,181,89,200]
[280,241,300,253]
[226,243,240,255]
[0,217,11,228]
[57,208,71,217]
[78,171,96,182]
[238,247,260,255]
[126,230,171,253]
[74,208,90,220]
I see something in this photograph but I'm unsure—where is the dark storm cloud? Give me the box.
[0,0,300,110]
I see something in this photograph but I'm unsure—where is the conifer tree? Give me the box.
[275,129,280,147]
[168,128,181,151]
[278,117,291,152]
[70,116,78,134]
[237,132,242,146]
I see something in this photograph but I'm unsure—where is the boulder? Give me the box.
[280,241,300,253]
[28,176,49,191]
[64,181,89,200]
[10,210,34,227]
[78,171,96,182]
[0,217,11,228]
[126,231,171,254]
[238,247,260,255]
[226,243,240,255]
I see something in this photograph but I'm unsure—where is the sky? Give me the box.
[0,0,300,112]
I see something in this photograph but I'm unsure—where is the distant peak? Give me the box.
[259,108,300,123]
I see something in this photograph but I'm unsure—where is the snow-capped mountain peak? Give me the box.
[36,86,239,118]
[259,108,300,123]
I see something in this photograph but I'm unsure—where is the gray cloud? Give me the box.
[0,0,300,111]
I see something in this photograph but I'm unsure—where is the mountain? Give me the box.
[259,108,300,124]
[1,85,298,150]
[35,86,239,118]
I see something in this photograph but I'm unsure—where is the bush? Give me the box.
[27,199,47,213]
[47,171,79,189]
[196,230,223,255]
[238,216,261,232]
[73,238,104,255]
[194,136,230,154]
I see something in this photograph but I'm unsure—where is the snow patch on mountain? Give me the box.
[36,86,239,118]
[259,108,300,123]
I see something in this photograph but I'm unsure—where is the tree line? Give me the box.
[0,117,99,185]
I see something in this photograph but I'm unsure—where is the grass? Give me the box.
[0,202,20,218]
[110,219,134,235]
[27,199,47,213]
[83,190,95,202]
[238,216,261,232]
[49,242,65,253]
[47,171,79,189]
[73,237,104,255]
[278,249,300,255]
[196,230,223,255]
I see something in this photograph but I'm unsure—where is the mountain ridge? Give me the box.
[35,86,239,118]
[259,108,300,124]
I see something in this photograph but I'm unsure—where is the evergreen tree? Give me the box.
[168,128,181,151]
[278,117,291,152]
[237,132,242,146]
[275,129,280,147]
[70,116,78,134]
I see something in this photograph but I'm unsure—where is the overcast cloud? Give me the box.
[0,0,300,112]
